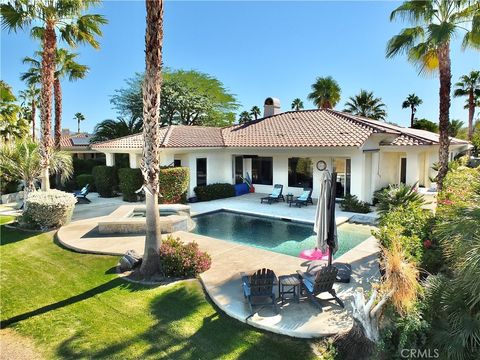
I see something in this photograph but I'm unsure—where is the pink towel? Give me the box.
[299,248,329,261]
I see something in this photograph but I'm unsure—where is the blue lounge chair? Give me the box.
[74,184,91,203]
[260,184,285,204]
[290,188,313,207]
[241,268,278,315]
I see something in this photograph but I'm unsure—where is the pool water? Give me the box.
[192,210,374,258]
[129,210,179,218]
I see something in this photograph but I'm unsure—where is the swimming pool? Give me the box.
[192,210,374,258]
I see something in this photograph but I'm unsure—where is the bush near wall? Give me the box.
[21,190,76,229]
[159,167,189,204]
[118,168,143,202]
[76,174,95,191]
[194,183,235,202]
[340,194,371,213]
[73,158,105,177]
[92,166,117,197]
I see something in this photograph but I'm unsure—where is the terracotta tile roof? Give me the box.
[91,126,224,149]
[91,109,470,150]
[59,133,93,148]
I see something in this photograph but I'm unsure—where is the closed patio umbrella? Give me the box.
[314,171,338,266]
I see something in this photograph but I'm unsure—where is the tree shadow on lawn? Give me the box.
[0,226,42,246]
[0,277,151,329]
[56,284,314,360]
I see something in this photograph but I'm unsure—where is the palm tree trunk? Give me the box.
[31,99,36,140]
[468,89,474,141]
[54,78,62,149]
[436,43,451,191]
[410,106,415,128]
[139,0,164,277]
[40,21,56,191]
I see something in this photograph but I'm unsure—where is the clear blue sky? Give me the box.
[2,1,479,133]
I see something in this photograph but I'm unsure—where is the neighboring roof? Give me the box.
[91,109,470,150]
[60,133,93,148]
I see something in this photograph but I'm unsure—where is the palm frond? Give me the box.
[386,26,425,58]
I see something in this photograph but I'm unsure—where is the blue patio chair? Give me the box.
[241,268,278,315]
[297,266,344,310]
[74,184,91,203]
[260,184,285,204]
[290,188,313,207]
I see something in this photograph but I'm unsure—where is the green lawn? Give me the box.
[0,218,315,359]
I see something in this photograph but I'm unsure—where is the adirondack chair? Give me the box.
[297,266,344,310]
[260,184,285,204]
[241,268,278,314]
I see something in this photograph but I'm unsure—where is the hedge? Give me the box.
[159,167,189,204]
[92,166,117,197]
[22,190,76,229]
[118,168,143,202]
[73,158,105,177]
[194,183,235,202]
[76,174,95,191]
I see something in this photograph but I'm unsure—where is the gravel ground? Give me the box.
[0,329,43,360]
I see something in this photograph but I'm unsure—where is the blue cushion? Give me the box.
[270,187,281,197]
[302,278,314,293]
[234,183,250,196]
[298,191,309,201]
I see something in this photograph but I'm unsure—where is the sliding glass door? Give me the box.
[196,158,207,187]
[332,158,351,198]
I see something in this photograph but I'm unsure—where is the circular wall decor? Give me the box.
[316,160,327,171]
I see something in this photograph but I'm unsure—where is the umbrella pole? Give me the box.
[328,172,337,267]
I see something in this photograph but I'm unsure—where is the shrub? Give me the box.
[22,190,76,229]
[72,158,105,177]
[0,180,19,194]
[194,183,235,202]
[76,174,95,191]
[159,236,211,278]
[340,194,371,213]
[375,183,425,215]
[159,167,189,204]
[92,166,117,197]
[118,168,143,202]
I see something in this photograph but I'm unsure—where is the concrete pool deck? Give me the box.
[56,193,380,338]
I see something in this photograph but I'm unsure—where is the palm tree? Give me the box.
[344,90,387,120]
[0,140,73,205]
[238,111,251,124]
[386,1,479,190]
[307,76,341,109]
[454,70,480,141]
[402,93,423,127]
[74,112,86,133]
[448,119,464,138]
[139,0,164,277]
[22,49,89,148]
[18,84,40,140]
[90,116,142,143]
[1,0,107,191]
[250,106,261,120]
[0,81,30,141]
[291,98,304,111]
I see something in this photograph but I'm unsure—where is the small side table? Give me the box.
[278,274,301,304]
[286,194,294,205]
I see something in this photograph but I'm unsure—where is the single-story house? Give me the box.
[60,131,104,160]
[91,98,470,203]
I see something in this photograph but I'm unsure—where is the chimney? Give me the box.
[263,97,281,118]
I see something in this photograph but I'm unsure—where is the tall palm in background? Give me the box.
[238,111,251,124]
[22,49,89,148]
[90,116,142,142]
[140,0,164,277]
[291,98,304,111]
[344,90,387,120]
[386,0,480,190]
[18,84,40,140]
[454,70,480,141]
[448,119,464,138]
[1,0,107,190]
[74,112,86,133]
[307,76,341,109]
[250,106,261,120]
[402,93,423,127]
